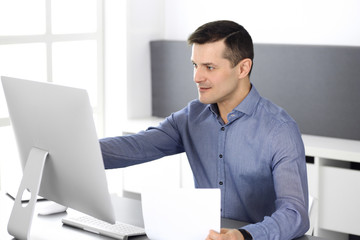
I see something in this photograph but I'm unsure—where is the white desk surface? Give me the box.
[0,193,323,240]
[0,193,148,240]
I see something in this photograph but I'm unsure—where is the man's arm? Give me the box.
[242,121,310,240]
[100,114,184,169]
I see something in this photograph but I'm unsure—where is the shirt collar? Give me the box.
[233,84,261,116]
[208,84,261,117]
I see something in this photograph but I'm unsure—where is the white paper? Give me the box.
[141,188,221,240]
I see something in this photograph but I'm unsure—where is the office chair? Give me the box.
[306,195,318,236]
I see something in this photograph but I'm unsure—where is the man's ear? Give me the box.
[237,58,252,79]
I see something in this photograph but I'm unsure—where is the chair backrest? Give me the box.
[306,195,318,236]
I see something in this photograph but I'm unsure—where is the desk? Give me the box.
[0,193,323,240]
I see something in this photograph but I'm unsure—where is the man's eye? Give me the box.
[192,63,198,68]
[207,66,214,70]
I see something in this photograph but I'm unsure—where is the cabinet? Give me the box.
[303,135,360,239]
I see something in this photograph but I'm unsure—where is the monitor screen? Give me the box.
[1,76,116,237]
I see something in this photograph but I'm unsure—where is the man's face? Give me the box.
[191,40,241,105]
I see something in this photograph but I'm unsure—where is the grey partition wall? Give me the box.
[150,40,360,141]
[150,41,197,117]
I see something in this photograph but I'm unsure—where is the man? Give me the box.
[100,20,309,240]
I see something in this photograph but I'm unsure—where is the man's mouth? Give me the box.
[198,86,211,92]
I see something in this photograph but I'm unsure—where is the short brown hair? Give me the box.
[188,20,254,74]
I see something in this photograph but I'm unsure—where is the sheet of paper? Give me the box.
[141,188,220,240]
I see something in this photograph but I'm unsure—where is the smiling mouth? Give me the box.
[198,86,211,92]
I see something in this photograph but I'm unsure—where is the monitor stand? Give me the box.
[7,147,49,240]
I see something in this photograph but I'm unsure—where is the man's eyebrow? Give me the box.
[191,60,216,66]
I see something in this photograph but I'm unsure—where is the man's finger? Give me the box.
[206,229,220,240]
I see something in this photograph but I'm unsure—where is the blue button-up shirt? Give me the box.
[100,85,309,240]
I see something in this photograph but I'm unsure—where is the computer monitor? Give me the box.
[1,76,116,239]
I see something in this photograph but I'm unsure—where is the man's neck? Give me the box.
[218,82,251,124]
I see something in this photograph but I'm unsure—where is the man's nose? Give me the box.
[194,68,205,83]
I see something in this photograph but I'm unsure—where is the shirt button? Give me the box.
[221,127,225,131]
[219,154,223,158]
[219,181,223,185]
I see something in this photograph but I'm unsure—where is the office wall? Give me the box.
[124,0,165,119]
[124,0,360,122]
[163,0,360,46]
[103,0,164,132]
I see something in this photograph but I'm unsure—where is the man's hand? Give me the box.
[205,228,244,240]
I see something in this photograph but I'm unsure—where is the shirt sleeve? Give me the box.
[99,114,185,169]
[242,121,310,240]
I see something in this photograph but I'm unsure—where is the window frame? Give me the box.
[0,0,105,136]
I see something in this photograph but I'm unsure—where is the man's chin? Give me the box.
[198,97,215,105]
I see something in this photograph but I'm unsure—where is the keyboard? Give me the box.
[62,215,146,240]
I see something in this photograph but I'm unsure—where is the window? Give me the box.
[0,0,104,190]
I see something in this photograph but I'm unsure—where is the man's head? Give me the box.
[187,20,254,74]
[187,21,254,107]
